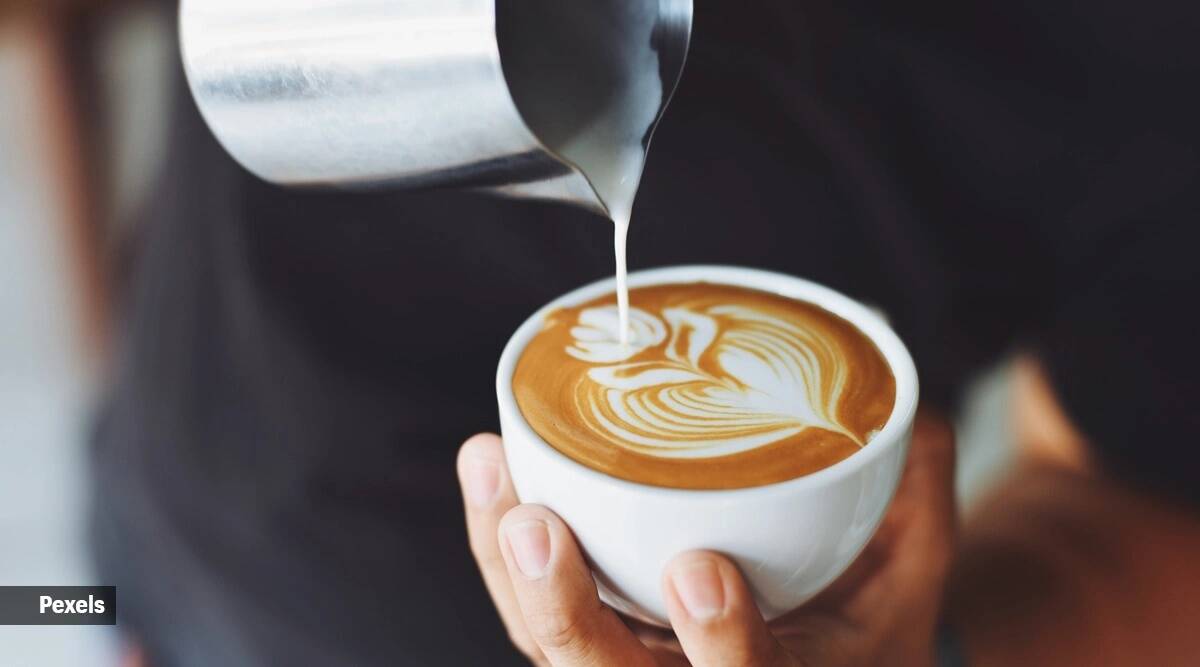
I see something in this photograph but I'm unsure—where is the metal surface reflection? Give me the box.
[180,0,692,216]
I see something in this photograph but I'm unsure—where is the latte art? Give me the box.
[514,283,896,489]
[570,303,862,459]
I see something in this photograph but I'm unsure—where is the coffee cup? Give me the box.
[496,265,919,625]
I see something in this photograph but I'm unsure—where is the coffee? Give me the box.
[513,282,897,489]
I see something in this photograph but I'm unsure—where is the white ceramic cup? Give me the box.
[496,265,919,625]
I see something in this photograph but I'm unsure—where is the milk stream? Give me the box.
[563,137,655,350]
[497,0,663,347]
[613,212,632,345]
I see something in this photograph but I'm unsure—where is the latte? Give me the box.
[513,282,896,489]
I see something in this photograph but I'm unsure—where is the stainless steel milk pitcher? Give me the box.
[179,0,693,217]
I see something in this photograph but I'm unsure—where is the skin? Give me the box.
[9,7,1200,664]
[462,360,1200,666]
[458,410,958,666]
[1,4,116,360]
[944,359,1200,666]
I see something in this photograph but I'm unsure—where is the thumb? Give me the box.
[499,504,656,666]
[663,552,797,667]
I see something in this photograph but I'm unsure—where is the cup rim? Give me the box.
[496,265,919,499]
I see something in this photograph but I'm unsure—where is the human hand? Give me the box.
[457,409,956,666]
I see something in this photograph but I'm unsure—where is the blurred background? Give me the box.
[0,4,1020,665]
[1,4,169,663]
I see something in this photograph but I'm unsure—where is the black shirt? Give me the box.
[92,2,1200,665]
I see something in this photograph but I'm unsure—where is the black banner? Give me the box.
[0,587,116,625]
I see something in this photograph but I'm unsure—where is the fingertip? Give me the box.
[498,505,558,569]
[664,551,745,590]
[665,550,732,575]
[498,503,561,533]
[664,552,784,665]
[664,551,751,623]
[458,434,508,510]
[457,432,504,468]
[664,552,728,622]
[499,507,652,664]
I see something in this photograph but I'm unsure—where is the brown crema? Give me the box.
[513,283,896,489]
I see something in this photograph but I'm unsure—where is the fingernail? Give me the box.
[463,458,501,509]
[506,520,551,580]
[671,559,725,621]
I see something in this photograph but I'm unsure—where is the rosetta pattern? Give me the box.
[565,303,862,459]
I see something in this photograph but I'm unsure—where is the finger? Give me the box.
[663,551,796,667]
[457,434,541,661]
[830,407,958,625]
[499,504,656,667]
[895,408,958,573]
[629,619,683,655]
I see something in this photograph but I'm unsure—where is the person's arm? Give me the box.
[2,3,117,361]
[946,359,1200,666]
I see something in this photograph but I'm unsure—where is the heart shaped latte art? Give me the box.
[513,283,896,488]
[566,303,862,459]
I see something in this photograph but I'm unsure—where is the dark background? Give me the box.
[1,1,1198,664]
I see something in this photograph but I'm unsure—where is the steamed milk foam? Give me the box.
[514,283,897,489]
